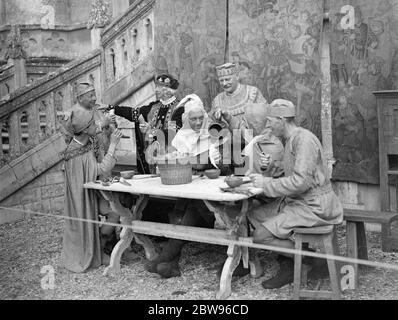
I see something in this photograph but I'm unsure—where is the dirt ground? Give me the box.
[1,215,398,300]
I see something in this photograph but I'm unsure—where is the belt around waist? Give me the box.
[304,183,333,197]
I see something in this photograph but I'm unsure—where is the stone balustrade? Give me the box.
[0,49,101,168]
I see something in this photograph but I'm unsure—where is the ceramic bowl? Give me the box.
[120,170,135,179]
[204,169,221,179]
[225,176,244,188]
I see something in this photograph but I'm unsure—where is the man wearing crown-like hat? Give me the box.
[247,99,343,290]
[211,62,267,132]
[210,63,270,172]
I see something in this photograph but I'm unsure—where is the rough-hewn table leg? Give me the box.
[104,215,134,276]
[131,195,158,261]
[100,191,135,277]
[216,244,242,300]
[204,199,261,297]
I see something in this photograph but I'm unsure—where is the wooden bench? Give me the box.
[343,208,398,287]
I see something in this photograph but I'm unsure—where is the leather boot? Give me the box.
[144,239,184,274]
[261,255,294,289]
[144,251,175,274]
[156,255,182,279]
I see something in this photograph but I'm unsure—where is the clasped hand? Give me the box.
[249,173,266,188]
[214,108,232,123]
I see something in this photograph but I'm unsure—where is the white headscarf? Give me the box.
[172,94,213,156]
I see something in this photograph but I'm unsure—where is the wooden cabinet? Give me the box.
[375,91,398,210]
[374,90,398,251]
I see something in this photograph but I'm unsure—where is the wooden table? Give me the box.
[84,175,264,299]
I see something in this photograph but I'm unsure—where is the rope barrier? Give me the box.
[1,205,398,272]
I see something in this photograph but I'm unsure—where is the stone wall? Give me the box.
[0,162,64,224]
[2,0,92,26]
[69,0,92,25]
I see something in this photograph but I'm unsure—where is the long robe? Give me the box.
[61,141,116,273]
[249,127,343,239]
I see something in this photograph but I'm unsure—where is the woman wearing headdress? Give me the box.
[145,94,234,278]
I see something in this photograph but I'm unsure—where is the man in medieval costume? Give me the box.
[211,62,267,130]
[106,74,186,223]
[210,62,269,171]
[107,74,184,174]
[61,107,123,273]
[248,99,343,289]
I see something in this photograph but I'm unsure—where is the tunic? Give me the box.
[248,127,343,239]
[61,140,116,273]
[211,84,267,130]
[114,100,184,173]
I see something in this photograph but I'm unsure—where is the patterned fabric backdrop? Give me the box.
[330,0,398,184]
[154,0,227,111]
[229,0,324,139]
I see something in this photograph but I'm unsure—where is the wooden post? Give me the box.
[346,221,359,289]
[320,13,334,180]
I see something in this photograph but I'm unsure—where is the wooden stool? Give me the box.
[293,225,341,300]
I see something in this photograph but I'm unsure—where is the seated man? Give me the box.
[145,96,285,279]
[249,99,343,289]
[61,107,123,273]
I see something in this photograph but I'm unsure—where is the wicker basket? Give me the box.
[156,157,193,185]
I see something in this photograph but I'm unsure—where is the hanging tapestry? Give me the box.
[154,0,227,111]
[330,0,398,184]
[229,0,324,139]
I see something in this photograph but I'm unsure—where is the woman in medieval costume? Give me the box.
[61,107,123,273]
[144,94,233,278]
